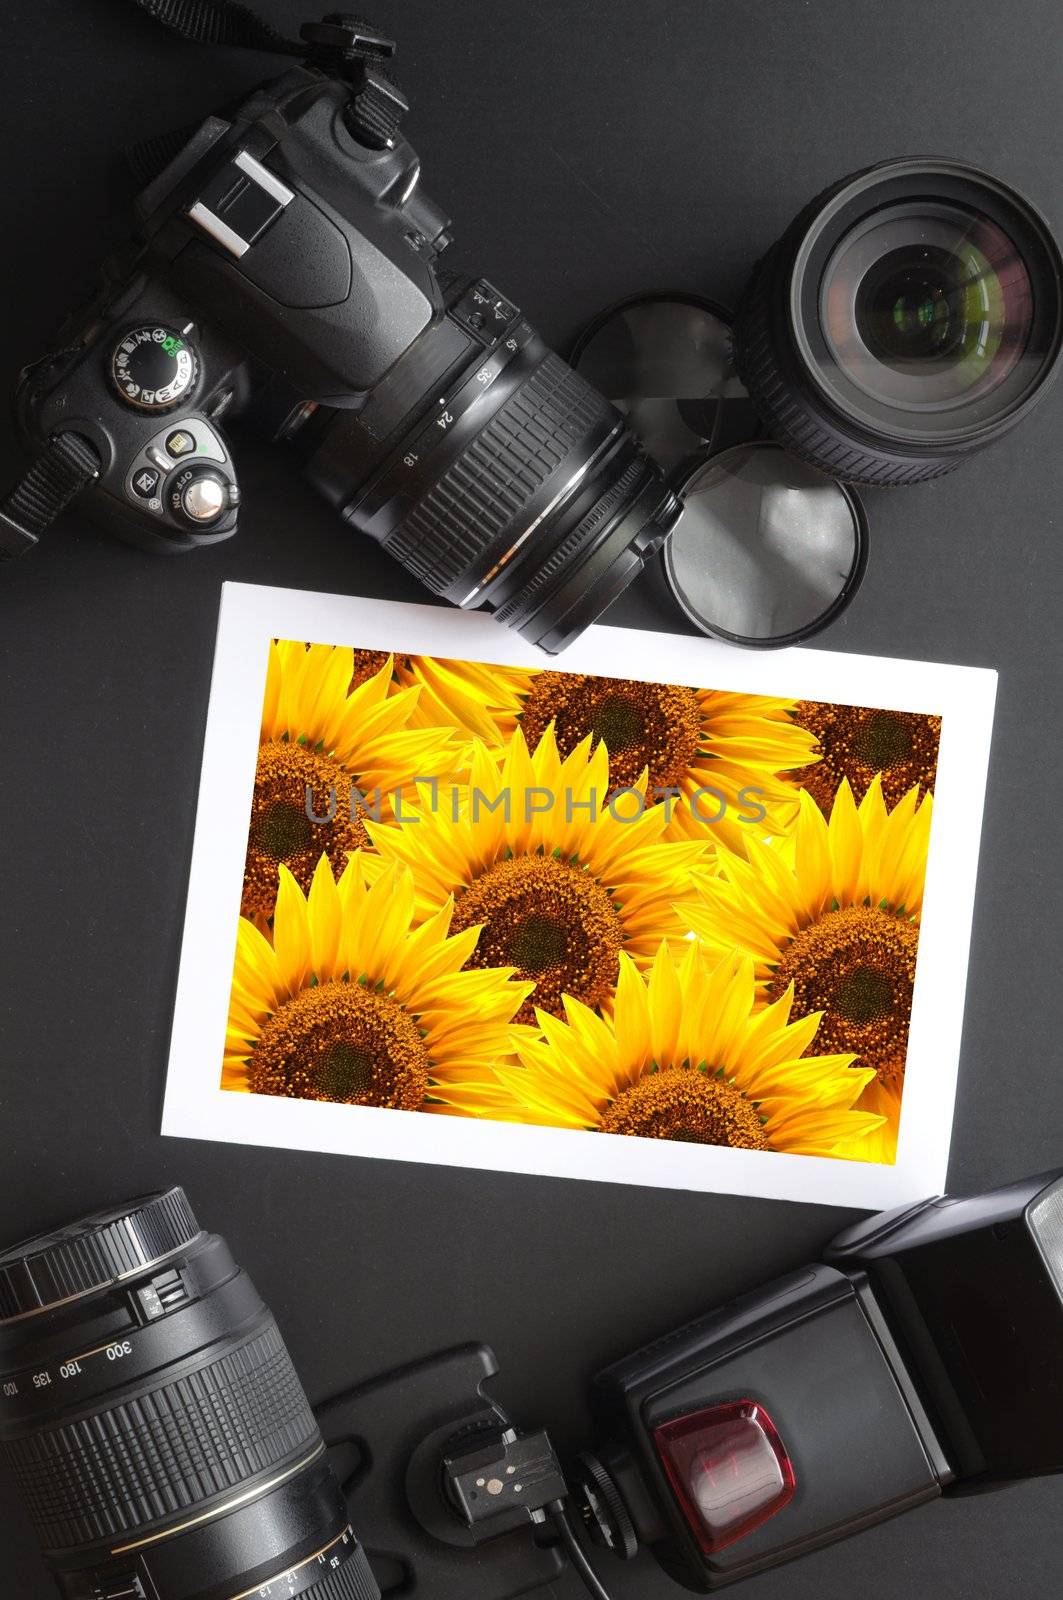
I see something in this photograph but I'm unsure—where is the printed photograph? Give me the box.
[220,642,942,1165]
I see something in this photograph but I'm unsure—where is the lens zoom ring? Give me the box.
[1,1322,318,1550]
[381,353,614,595]
[735,249,961,486]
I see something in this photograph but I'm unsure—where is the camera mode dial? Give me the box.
[111,325,198,412]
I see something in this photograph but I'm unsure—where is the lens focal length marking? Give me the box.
[351,319,535,533]
[0,1333,140,1414]
[226,1525,359,1600]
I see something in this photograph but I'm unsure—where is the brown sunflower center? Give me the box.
[788,701,941,812]
[450,853,623,1023]
[348,649,391,692]
[519,673,703,792]
[247,980,430,1108]
[600,1067,771,1148]
[243,741,369,922]
[849,710,915,769]
[767,904,919,1086]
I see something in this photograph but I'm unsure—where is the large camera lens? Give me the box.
[734,159,1063,484]
[286,280,681,655]
[0,1190,376,1600]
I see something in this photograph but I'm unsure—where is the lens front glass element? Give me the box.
[820,201,1035,413]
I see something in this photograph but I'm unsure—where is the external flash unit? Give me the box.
[577,1168,1063,1590]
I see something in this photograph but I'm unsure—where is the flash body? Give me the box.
[577,1168,1063,1591]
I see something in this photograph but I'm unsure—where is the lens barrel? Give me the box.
[0,1190,376,1600]
[294,284,681,654]
[734,158,1063,484]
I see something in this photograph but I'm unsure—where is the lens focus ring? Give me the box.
[380,352,616,598]
[1,1319,318,1551]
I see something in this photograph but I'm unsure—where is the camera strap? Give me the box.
[0,433,101,560]
[123,4,408,172]
[127,0,302,55]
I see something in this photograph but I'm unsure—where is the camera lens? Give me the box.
[292,281,681,655]
[0,1190,376,1600]
[734,159,1063,483]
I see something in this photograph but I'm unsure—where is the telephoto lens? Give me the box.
[0,1190,377,1600]
[734,158,1063,484]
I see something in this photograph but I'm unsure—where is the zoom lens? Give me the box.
[0,1190,377,1600]
[287,278,681,654]
[734,159,1063,484]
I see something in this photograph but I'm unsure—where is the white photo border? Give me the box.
[161,582,998,1208]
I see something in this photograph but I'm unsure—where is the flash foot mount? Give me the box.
[315,1343,570,1599]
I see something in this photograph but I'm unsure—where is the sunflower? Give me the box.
[785,700,941,814]
[688,777,932,1159]
[224,854,533,1115]
[515,673,819,848]
[348,650,528,746]
[366,727,710,1024]
[243,643,455,922]
[492,942,883,1155]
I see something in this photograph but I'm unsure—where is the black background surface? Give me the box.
[1,1,1062,1593]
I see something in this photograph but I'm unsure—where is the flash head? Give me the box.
[581,1168,1063,1591]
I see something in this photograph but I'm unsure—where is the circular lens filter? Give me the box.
[571,294,743,473]
[662,441,868,647]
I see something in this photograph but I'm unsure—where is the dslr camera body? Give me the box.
[2,17,678,653]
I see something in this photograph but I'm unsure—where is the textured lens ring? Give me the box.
[301,1544,379,1600]
[0,1190,201,1323]
[1,1318,318,1551]
[493,454,645,627]
[380,352,618,600]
